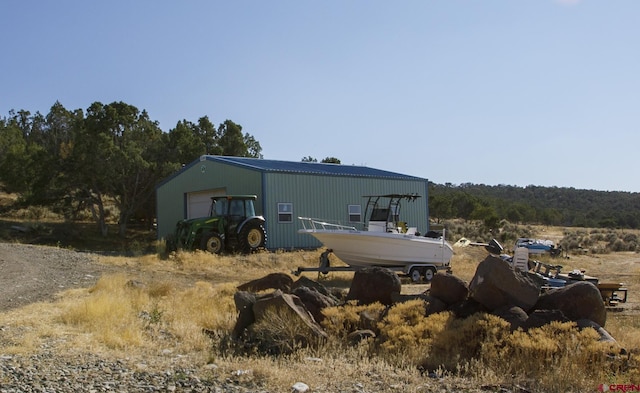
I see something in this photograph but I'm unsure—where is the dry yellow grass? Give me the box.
[0,231,639,392]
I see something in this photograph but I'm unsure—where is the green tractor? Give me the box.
[169,195,267,254]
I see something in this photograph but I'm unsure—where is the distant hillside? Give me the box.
[428,183,640,229]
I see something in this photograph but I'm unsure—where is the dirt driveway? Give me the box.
[0,243,119,311]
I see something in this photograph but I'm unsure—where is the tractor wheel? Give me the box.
[201,233,224,254]
[239,222,266,253]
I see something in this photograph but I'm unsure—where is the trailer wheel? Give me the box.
[201,233,224,254]
[424,267,437,282]
[410,267,423,283]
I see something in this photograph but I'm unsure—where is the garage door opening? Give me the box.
[187,188,226,219]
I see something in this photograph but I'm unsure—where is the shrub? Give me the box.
[489,322,622,392]
[559,228,640,254]
[248,306,322,355]
[376,301,451,362]
[27,206,49,220]
[443,219,538,246]
[417,317,628,392]
[611,239,626,252]
[419,313,511,372]
[321,301,386,338]
[58,274,148,349]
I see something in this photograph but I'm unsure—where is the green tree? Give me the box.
[35,103,85,210]
[451,192,478,220]
[218,120,248,156]
[195,116,221,155]
[215,119,263,158]
[2,102,265,237]
[243,133,263,158]
[167,116,262,162]
[503,202,536,224]
[70,102,122,235]
[428,194,453,221]
[166,120,207,165]
[0,111,54,200]
[0,116,32,193]
[471,204,500,229]
[73,101,170,237]
[538,207,562,226]
[301,156,340,163]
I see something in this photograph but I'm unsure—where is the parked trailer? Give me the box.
[528,260,628,308]
[293,249,452,282]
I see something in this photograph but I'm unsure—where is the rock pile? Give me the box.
[233,255,618,351]
[466,256,609,335]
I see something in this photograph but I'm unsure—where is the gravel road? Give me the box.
[0,242,263,392]
[0,243,116,312]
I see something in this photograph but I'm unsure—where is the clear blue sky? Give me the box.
[3,1,639,192]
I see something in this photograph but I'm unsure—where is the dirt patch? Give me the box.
[0,243,121,311]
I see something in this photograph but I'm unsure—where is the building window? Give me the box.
[278,202,293,223]
[348,204,361,223]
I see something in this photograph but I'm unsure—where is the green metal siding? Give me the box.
[157,156,430,251]
[262,172,429,250]
[156,158,263,240]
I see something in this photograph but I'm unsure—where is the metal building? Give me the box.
[155,155,431,250]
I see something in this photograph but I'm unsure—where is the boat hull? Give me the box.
[299,229,454,268]
[515,238,555,254]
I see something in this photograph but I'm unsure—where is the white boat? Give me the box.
[298,194,453,279]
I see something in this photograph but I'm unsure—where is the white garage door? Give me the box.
[187,189,226,219]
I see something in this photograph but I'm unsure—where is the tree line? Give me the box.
[3,100,637,237]
[0,101,262,237]
[429,182,640,229]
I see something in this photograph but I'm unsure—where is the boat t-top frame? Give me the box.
[362,193,421,233]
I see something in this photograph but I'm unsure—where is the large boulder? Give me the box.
[237,273,293,293]
[252,291,327,339]
[523,309,570,330]
[534,281,607,327]
[492,305,529,331]
[468,255,540,312]
[430,274,468,306]
[292,286,338,323]
[292,276,332,297]
[448,297,488,319]
[231,290,257,339]
[346,267,401,306]
[424,294,449,316]
[576,319,619,346]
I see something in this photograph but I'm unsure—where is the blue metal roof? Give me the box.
[202,155,426,180]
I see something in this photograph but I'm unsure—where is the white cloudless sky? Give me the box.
[3,0,639,192]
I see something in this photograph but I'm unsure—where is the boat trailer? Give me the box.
[293,249,452,283]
